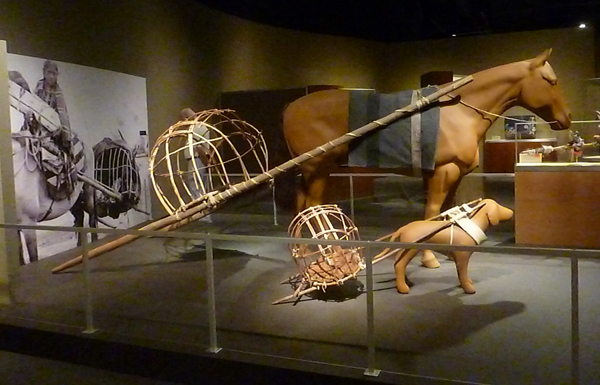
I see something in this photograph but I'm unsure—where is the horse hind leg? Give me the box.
[295,176,308,213]
[297,164,331,211]
[71,185,97,246]
[305,174,330,208]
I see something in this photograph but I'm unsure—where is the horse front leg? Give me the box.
[17,231,25,265]
[21,228,38,263]
[71,202,85,247]
[88,211,98,243]
[422,163,462,268]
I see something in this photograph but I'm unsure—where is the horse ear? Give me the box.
[530,48,553,69]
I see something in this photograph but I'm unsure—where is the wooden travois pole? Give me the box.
[52,76,473,273]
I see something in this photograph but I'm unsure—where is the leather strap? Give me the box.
[446,204,487,244]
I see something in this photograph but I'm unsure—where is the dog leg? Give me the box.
[394,249,420,294]
[453,251,476,294]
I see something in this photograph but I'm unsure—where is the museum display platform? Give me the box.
[1,176,599,385]
[515,162,600,248]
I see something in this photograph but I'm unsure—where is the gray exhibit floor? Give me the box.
[1,182,599,385]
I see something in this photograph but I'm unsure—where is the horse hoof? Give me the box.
[420,251,440,268]
[462,286,476,294]
[421,259,440,269]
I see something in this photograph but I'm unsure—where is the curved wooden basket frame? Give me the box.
[286,204,364,291]
[149,109,269,215]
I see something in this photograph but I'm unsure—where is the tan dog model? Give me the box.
[392,199,514,294]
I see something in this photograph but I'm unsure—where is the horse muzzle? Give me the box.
[550,112,571,130]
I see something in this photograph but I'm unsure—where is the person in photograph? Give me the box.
[34,59,77,199]
[34,59,71,131]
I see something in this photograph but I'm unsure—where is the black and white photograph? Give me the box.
[8,53,151,264]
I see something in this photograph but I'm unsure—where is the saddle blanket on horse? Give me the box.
[347,87,440,173]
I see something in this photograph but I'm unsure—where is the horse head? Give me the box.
[518,49,571,131]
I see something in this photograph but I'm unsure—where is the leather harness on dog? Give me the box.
[444,203,487,244]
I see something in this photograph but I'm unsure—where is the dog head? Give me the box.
[480,199,514,226]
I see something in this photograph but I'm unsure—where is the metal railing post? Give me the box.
[571,253,580,385]
[82,228,98,334]
[205,235,222,353]
[272,181,278,226]
[364,247,380,377]
[349,175,355,222]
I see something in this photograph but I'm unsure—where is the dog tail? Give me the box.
[371,225,408,264]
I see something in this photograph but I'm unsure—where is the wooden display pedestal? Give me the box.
[515,163,600,248]
[484,139,557,173]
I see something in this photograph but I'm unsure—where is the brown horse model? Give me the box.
[283,49,571,268]
[392,199,514,294]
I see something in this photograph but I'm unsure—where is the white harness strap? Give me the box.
[454,216,487,244]
[445,203,487,245]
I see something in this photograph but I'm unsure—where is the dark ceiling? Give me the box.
[196,0,600,43]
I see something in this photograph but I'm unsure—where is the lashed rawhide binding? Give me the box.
[149,109,269,215]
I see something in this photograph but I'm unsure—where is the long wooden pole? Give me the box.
[52,76,473,273]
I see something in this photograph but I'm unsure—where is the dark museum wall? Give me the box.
[0,0,597,218]
[382,28,595,142]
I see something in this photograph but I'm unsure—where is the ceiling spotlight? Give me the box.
[579,23,587,29]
